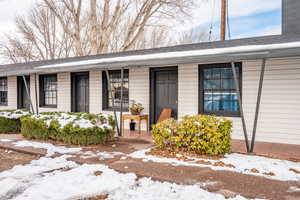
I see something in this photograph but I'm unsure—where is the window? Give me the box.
[102,70,129,111]
[199,63,242,116]
[0,77,7,105]
[39,74,57,107]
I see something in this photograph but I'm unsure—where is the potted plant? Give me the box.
[129,101,144,131]
[129,100,144,115]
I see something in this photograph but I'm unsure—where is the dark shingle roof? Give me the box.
[0,34,300,75]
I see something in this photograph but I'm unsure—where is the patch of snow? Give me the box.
[0,155,77,179]
[288,186,300,192]
[74,118,94,128]
[13,140,82,157]
[0,157,255,200]
[37,41,300,69]
[0,178,23,199]
[0,110,29,119]
[31,112,112,130]
[0,156,77,200]
[129,149,300,181]
[0,139,12,142]
[80,151,124,160]
[109,177,253,200]
[4,149,12,153]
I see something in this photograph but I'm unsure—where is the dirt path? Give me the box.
[109,158,300,200]
[0,148,39,172]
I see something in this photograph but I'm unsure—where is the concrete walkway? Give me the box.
[232,140,300,161]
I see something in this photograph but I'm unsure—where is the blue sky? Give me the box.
[207,9,282,40]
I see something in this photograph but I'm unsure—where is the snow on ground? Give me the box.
[0,155,77,199]
[129,149,300,181]
[0,139,12,142]
[0,156,256,200]
[288,186,300,192]
[0,110,29,119]
[13,140,82,157]
[80,151,125,160]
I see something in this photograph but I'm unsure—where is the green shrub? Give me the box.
[0,110,29,133]
[0,117,21,133]
[21,117,49,139]
[21,112,115,146]
[152,115,232,155]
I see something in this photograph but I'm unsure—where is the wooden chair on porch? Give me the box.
[157,108,172,123]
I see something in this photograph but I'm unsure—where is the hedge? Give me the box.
[21,112,116,146]
[0,110,29,133]
[152,115,232,155]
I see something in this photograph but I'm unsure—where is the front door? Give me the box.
[17,76,31,110]
[71,72,89,113]
[150,67,178,124]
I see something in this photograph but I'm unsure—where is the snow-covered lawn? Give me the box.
[129,149,300,181]
[0,155,256,200]
[1,138,299,199]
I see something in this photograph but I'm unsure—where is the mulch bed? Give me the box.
[146,148,236,168]
[147,147,224,160]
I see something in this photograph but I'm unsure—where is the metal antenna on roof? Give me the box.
[226,0,231,39]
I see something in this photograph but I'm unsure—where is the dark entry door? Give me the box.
[151,67,178,124]
[17,76,31,110]
[71,72,89,113]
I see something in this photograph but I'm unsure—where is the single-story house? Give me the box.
[0,0,300,150]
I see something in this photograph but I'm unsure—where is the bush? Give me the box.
[21,112,115,146]
[21,117,49,139]
[152,115,232,155]
[0,110,29,133]
[0,117,21,133]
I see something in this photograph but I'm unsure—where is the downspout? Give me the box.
[22,75,35,114]
[105,69,120,136]
[250,58,266,152]
[34,73,39,114]
[119,68,124,137]
[231,62,250,152]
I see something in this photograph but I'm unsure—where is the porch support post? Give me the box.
[105,69,120,136]
[119,67,124,137]
[22,75,35,114]
[231,62,250,152]
[34,73,39,114]
[250,59,266,152]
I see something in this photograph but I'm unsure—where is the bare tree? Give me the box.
[42,0,194,54]
[176,29,208,45]
[1,0,197,63]
[1,6,75,63]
